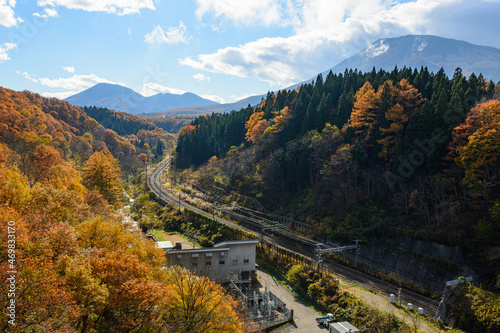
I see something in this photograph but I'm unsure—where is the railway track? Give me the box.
[148,159,441,315]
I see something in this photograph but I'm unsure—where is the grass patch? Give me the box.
[150,229,167,241]
[151,228,202,248]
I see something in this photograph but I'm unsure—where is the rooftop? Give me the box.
[167,247,229,254]
[156,241,173,249]
[214,239,259,247]
[330,321,359,333]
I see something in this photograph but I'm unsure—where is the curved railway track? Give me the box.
[148,159,440,315]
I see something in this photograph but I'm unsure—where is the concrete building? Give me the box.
[163,239,259,283]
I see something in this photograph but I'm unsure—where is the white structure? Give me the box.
[329,321,359,333]
[156,241,174,252]
[164,239,259,283]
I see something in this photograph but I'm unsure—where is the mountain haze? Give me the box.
[142,94,264,117]
[65,83,219,114]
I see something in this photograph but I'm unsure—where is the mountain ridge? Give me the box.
[65,83,219,114]
[67,35,500,117]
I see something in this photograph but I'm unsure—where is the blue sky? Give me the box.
[1,0,500,104]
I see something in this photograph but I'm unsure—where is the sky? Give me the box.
[1,0,500,104]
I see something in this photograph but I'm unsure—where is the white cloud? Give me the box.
[16,70,38,82]
[0,42,16,62]
[33,7,58,18]
[179,35,313,86]
[140,82,187,97]
[0,0,23,27]
[42,90,79,99]
[195,0,294,27]
[18,71,123,98]
[36,0,155,15]
[185,0,495,87]
[36,73,123,90]
[201,94,224,104]
[144,22,189,45]
[62,66,74,73]
[193,73,210,82]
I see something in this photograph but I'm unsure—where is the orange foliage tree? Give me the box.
[245,111,265,142]
[378,103,408,162]
[455,100,500,187]
[348,81,379,141]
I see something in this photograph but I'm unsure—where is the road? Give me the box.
[255,270,325,333]
[148,158,439,316]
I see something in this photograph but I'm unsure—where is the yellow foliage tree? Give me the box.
[83,148,123,207]
[162,266,243,333]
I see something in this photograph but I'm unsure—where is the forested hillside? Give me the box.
[0,87,241,332]
[83,106,158,136]
[174,67,500,286]
[145,115,197,134]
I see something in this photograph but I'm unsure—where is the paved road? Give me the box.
[256,270,327,333]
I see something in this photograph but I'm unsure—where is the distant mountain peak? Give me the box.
[326,35,500,81]
[65,84,219,114]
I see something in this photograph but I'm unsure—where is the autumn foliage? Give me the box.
[453,100,500,186]
[0,87,243,332]
[83,147,123,207]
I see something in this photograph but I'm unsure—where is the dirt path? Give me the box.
[343,283,438,333]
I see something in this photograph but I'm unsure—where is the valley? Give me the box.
[2,3,500,329]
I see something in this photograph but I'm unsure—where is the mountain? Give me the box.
[65,83,219,114]
[141,94,264,117]
[325,35,500,81]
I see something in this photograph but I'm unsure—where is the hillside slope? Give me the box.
[173,66,500,292]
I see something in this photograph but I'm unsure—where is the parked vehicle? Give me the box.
[315,313,337,327]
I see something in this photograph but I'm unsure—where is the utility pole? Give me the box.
[354,239,359,266]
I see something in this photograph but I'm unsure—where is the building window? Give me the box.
[192,262,198,267]
[206,261,212,266]
[219,260,225,265]
[243,259,249,264]
[232,259,238,265]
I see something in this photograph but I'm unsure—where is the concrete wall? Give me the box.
[216,241,257,280]
[165,239,259,283]
[349,237,477,291]
[167,248,230,282]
